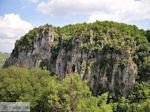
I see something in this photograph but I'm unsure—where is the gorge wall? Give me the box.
[4,21,144,98]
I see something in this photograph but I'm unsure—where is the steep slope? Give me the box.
[4,21,150,97]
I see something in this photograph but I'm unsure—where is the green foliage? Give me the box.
[0,67,52,111]
[0,67,149,112]
[146,30,150,42]
[114,97,150,112]
[0,67,113,112]
[0,52,9,68]
[129,82,150,102]
[47,74,113,112]
[132,30,150,81]
[114,82,150,112]
[138,57,150,81]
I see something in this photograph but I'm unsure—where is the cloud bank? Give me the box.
[37,0,150,22]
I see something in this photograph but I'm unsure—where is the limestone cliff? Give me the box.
[4,21,140,97]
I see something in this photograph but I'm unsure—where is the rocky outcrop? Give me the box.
[4,23,138,97]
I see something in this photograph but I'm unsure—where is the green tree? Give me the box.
[47,74,113,112]
[0,67,113,112]
[0,67,54,111]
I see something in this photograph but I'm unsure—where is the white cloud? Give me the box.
[0,13,33,52]
[30,0,39,3]
[0,13,32,38]
[37,0,150,23]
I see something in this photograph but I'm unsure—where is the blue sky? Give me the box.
[0,0,150,53]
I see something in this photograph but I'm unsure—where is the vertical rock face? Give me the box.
[4,28,54,69]
[4,22,139,97]
[90,52,137,97]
